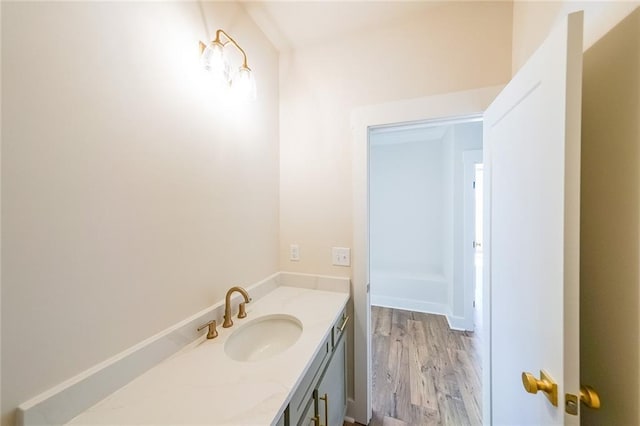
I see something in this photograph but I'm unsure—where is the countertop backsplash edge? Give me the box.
[17,272,350,426]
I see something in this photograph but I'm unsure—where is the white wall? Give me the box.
[279,1,513,277]
[1,3,279,426]
[370,130,448,275]
[369,122,481,325]
[451,122,483,322]
[279,7,511,410]
[370,129,451,313]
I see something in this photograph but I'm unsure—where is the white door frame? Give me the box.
[463,149,483,332]
[350,85,503,425]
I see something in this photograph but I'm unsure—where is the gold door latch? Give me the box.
[522,370,558,406]
[566,385,601,415]
[580,385,601,409]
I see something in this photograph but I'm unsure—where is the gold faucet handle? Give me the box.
[197,320,219,339]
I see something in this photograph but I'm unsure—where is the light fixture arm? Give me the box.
[214,29,250,70]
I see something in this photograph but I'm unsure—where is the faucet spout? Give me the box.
[223,286,251,328]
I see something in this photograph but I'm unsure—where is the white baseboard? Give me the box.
[446,314,473,331]
[345,398,357,424]
[371,294,449,316]
[372,295,474,332]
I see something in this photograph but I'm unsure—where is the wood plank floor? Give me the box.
[369,306,481,426]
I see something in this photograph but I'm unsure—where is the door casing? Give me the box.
[350,85,503,425]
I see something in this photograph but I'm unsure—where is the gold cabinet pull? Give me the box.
[522,370,558,406]
[580,385,601,409]
[338,315,350,333]
[319,393,329,426]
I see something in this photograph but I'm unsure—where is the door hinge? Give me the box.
[473,181,476,189]
[367,283,370,293]
[473,300,476,308]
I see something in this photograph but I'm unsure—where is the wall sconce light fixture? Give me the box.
[199,29,256,101]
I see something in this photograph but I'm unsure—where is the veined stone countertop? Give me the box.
[66,285,349,425]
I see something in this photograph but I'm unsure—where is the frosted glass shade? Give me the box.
[201,41,230,85]
[232,66,256,101]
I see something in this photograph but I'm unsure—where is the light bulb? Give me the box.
[201,41,230,86]
[232,66,256,101]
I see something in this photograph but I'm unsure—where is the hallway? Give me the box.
[370,306,481,425]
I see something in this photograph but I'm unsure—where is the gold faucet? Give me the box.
[223,286,251,328]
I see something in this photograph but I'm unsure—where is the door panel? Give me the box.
[484,11,583,425]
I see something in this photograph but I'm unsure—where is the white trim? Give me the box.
[343,414,356,424]
[446,315,469,331]
[372,297,469,333]
[351,85,503,426]
[482,105,493,426]
[371,296,450,317]
[278,271,351,281]
[463,150,483,332]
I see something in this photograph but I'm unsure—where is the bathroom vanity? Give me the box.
[56,279,350,426]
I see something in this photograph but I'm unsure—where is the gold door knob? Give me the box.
[522,372,553,394]
[580,385,601,409]
[522,370,558,406]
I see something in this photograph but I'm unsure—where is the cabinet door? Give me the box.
[275,408,287,426]
[317,337,346,426]
[297,396,318,426]
[289,337,331,425]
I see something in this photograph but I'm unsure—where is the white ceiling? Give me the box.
[240,1,449,51]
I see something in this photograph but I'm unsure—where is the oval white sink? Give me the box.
[224,314,303,362]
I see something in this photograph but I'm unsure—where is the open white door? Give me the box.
[484,11,583,425]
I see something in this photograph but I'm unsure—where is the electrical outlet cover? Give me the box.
[290,244,300,261]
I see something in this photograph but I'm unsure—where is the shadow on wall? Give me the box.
[580,7,640,426]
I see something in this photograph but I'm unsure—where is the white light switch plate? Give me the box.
[332,247,350,266]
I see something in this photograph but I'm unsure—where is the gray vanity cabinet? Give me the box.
[275,411,287,426]
[284,308,348,426]
[316,334,347,426]
[297,396,317,426]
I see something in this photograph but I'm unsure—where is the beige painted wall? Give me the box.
[512,0,640,74]
[279,1,513,277]
[580,8,639,425]
[1,2,279,425]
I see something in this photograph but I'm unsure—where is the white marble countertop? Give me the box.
[67,285,349,425]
